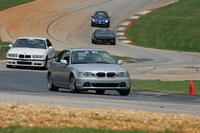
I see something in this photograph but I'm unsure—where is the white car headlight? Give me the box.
[117,72,128,77]
[92,19,95,22]
[7,53,17,57]
[105,19,109,23]
[79,72,95,77]
[32,55,44,58]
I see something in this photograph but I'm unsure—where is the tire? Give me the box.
[112,40,116,45]
[106,22,110,28]
[42,57,48,70]
[93,38,97,44]
[47,72,59,91]
[92,38,94,44]
[91,22,94,27]
[118,88,130,96]
[95,90,105,95]
[69,74,80,93]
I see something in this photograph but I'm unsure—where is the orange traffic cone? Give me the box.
[189,80,196,95]
[132,38,135,42]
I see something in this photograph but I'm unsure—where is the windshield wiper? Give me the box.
[72,62,90,64]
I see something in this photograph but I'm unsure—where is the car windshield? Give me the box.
[95,29,113,35]
[13,38,46,49]
[71,50,116,64]
[94,12,108,19]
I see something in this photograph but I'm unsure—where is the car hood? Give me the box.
[8,48,47,55]
[72,64,126,72]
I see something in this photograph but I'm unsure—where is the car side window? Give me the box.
[63,51,70,63]
[46,39,53,47]
[55,51,65,62]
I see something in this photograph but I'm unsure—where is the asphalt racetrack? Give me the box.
[0,0,199,116]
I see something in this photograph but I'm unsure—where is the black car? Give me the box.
[91,29,116,45]
[91,11,110,28]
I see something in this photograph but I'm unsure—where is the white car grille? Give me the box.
[19,54,31,58]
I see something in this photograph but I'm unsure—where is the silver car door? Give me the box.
[56,51,71,88]
[50,51,65,86]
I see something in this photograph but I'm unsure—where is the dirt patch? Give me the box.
[0,102,199,132]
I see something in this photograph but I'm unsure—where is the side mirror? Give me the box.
[60,59,68,64]
[48,46,53,49]
[117,60,124,65]
[9,44,13,48]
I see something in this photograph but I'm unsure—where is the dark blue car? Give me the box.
[91,11,110,28]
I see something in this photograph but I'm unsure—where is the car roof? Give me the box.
[17,37,47,41]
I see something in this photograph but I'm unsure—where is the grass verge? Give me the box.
[0,126,155,133]
[0,42,10,46]
[2,102,195,133]
[126,0,200,52]
[131,80,200,95]
[0,0,34,11]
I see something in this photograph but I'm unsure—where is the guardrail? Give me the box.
[0,46,10,58]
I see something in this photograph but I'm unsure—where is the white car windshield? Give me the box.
[71,50,116,64]
[13,39,46,49]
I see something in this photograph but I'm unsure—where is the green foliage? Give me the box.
[0,42,11,46]
[131,80,200,94]
[112,55,133,61]
[126,0,200,52]
[0,126,154,133]
[0,0,34,11]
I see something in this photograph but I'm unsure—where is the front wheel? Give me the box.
[111,40,116,45]
[47,72,59,91]
[91,22,94,27]
[106,22,110,28]
[42,57,48,70]
[69,74,80,93]
[118,88,130,96]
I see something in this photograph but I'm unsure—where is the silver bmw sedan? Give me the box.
[47,48,131,96]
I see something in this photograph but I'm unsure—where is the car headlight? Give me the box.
[105,19,109,23]
[79,72,95,77]
[116,72,128,77]
[7,53,17,57]
[92,19,95,22]
[32,55,44,58]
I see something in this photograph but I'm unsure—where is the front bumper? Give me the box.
[91,21,109,27]
[96,39,115,44]
[75,77,131,90]
[6,58,46,67]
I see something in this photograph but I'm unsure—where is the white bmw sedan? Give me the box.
[6,37,55,69]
